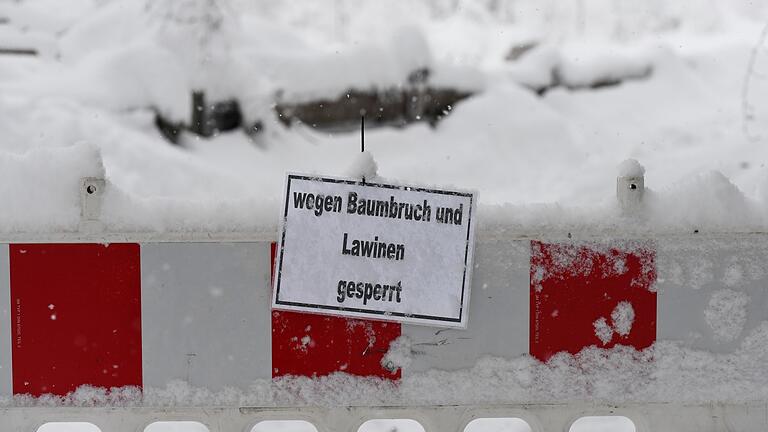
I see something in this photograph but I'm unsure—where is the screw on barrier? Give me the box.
[80,177,106,232]
[616,164,645,217]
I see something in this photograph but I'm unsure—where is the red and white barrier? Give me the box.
[0,232,766,431]
[0,234,765,397]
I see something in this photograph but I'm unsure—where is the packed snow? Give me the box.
[611,301,635,337]
[592,301,635,346]
[4,321,768,408]
[593,317,614,345]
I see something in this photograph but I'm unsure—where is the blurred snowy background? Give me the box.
[1,0,768,233]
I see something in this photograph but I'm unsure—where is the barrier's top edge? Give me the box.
[1,229,768,243]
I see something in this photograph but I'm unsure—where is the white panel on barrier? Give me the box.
[251,420,319,432]
[358,419,425,432]
[656,238,768,352]
[37,422,102,432]
[144,421,210,432]
[0,244,10,397]
[401,240,530,372]
[141,243,272,390]
[569,416,635,432]
[464,418,532,432]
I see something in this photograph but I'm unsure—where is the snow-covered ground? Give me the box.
[1,0,767,234]
[3,1,768,431]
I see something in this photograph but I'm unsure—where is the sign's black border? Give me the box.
[274,174,474,324]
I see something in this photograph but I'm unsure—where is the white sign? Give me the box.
[272,174,477,328]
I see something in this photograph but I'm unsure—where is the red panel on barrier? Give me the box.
[10,244,142,396]
[270,243,401,379]
[530,241,657,362]
[271,310,401,378]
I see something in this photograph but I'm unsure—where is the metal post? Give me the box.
[80,177,105,232]
[191,90,209,137]
[617,160,645,216]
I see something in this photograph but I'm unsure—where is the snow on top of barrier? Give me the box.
[0,141,103,233]
[618,159,645,178]
[346,151,379,182]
